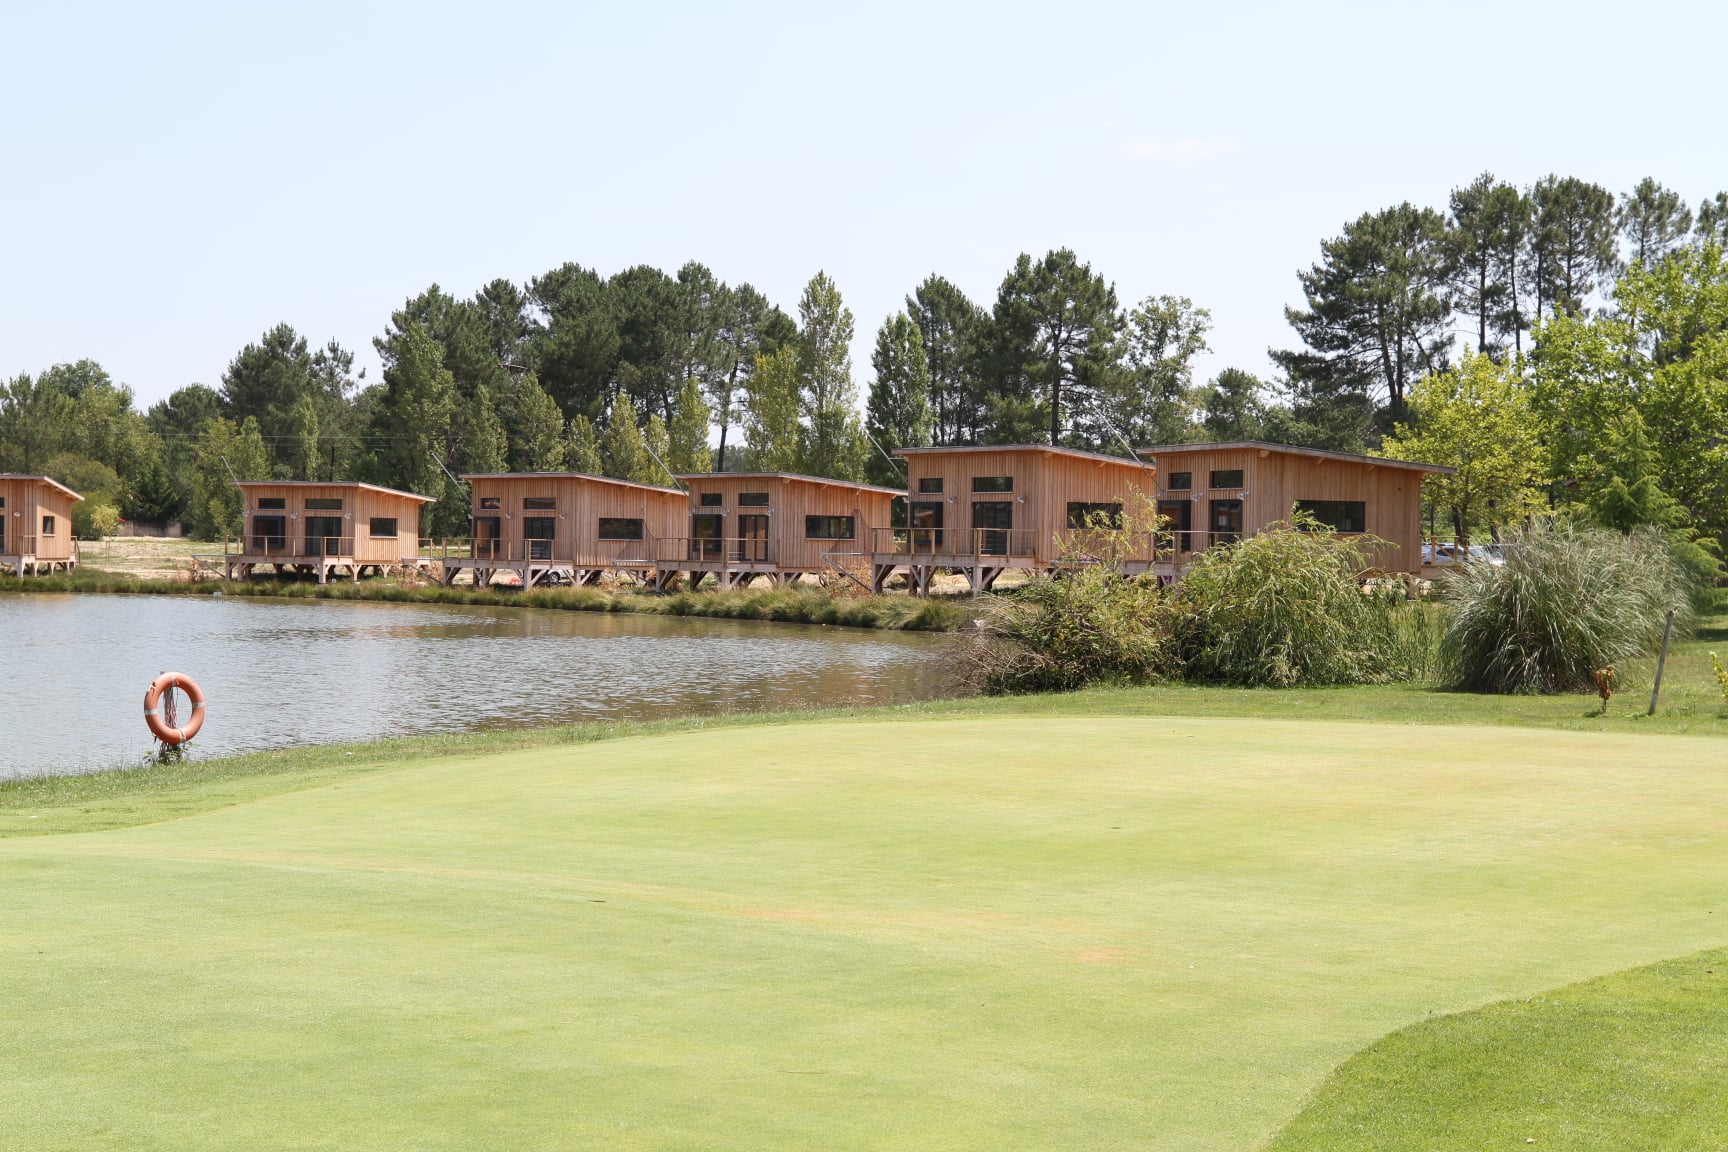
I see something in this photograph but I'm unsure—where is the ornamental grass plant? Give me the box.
[1438,522,1692,694]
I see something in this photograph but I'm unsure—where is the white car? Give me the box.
[1421,543,1505,567]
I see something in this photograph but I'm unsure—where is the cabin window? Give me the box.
[0,497,6,508]
[369,518,398,539]
[305,498,343,510]
[1066,502,1124,529]
[1294,500,1366,533]
[1166,472,1192,490]
[699,492,722,507]
[972,476,1013,492]
[257,497,286,510]
[917,477,943,493]
[523,497,556,510]
[1210,469,1244,489]
[479,497,500,510]
[598,517,644,540]
[805,515,855,540]
[738,492,770,507]
[41,515,56,536]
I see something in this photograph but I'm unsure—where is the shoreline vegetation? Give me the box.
[0,568,972,632]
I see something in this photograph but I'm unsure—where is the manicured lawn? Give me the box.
[1266,946,1728,1150]
[5,715,1728,1149]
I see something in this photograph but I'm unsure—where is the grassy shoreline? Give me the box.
[0,569,972,631]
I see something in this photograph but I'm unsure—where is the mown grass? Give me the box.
[1265,946,1728,1150]
[4,715,1728,1150]
[0,568,971,631]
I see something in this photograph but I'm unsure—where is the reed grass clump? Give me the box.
[1438,523,1692,694]
[1173,519,1424,687]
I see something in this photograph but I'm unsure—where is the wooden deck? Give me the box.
[0,539,80,578]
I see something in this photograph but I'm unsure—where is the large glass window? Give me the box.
[971,476,1013,492]
[524,516,556,561]
[1066,502,1123,529]
[369,518,398,539]
[523,497,556,510]
[257,497,286,509]
[1166,472,1192,491]
[699,492,722,507]
[805,515,855,540]
[598,517,644,540]
[917,477,943,493]
[1294,500,1367,533]
[305,498,343,510]
[738,492,769,507]
[479,497,500,510]
[1210,469,1244,489]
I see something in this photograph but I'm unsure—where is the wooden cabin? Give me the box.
[655,472,901,590]
[0,475,83,576]
[225,481,434,583]
[1136,441,1453,577]
[870,446,1159,593]
[442,472,687,587]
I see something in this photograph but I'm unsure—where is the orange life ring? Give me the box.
[144,672,206,746]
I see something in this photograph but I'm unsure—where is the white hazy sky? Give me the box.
[5,1,1726,408]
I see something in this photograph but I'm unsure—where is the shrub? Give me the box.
[946,568,1174,695]
[1438,522,1692,694]
[1172,517,1423,687]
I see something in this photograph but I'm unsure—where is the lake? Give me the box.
[1,594,949,778]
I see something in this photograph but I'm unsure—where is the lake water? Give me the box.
[0,595,949,778]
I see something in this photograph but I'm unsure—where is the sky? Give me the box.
[5,0,1727,409]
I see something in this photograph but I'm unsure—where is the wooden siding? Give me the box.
[238,483,431,565]
[0,477,80,562]
[675,474,897,572]
[900,449,1156,564]
[465,474,686,565]
[1147,446,1425,573]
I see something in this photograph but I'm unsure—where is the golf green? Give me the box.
[5,715,1727,1150]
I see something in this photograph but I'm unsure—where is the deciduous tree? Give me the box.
[795,272,866,479]
[864,312,931,485]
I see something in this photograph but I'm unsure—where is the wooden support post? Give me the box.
[1648,607,1677,716]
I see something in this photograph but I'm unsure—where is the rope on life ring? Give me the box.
[144,673,207,746]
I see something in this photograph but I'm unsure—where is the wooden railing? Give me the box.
[413,537,656,564]
[868,526,1040,559]
[233,536,356,559]
[655,537,779,565]
[0,534,36,556]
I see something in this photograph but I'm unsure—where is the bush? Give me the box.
[947,568,1175,695]
[1172,518,1424,687]
[1438,522,1692,694]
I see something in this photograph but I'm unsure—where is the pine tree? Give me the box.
[983,250,1121,447]
[373,321,456,498]
[1525,175,1620,317]
[906,275,987,444]
[667,377,712,474]
[498,371,565,472]
[1198,368,1269,441]
[563,414,604,475]
[1448,173,1530,358]
[864,312,931,485]
[1619,178,1693,268]
[455,382,507,475]
[1695,193,1728,248]
[795,272,866,479]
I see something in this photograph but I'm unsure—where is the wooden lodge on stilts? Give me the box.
[870,445,1159,594]
[223,481,434,584]
[439,472,687,588]
[654,473,901,591]
[0,475,83,576]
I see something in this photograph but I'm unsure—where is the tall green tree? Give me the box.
[370,321,457,501]
[1619,178,1693,267]
[497,370,566,472]
[864,312,932,485]
[707,283,794,470]
[1092,294,1211,447]
[602,394,654,484]
[667,377,712,475]
[795,271,866,479]
[0,372,72,471]
[189,416,270,539]
[526,262,620,422]
[984,249,1121,446]
[907,275,988,444]
[1448,173,1531,358]
[742,347,801,473]
[1197,368,1270,441]
[1524,175,1620,317]
[563,415,604,475]
[1697,193,1728,248]
[1273,203,1454,442]
[1378,350,1544,545]
[145,384,223,519]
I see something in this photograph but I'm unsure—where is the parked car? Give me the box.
[1421,542,1506,567]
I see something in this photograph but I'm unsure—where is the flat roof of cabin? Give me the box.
[231,480,436,502]
[462,472,684,497]
[0,475,84,501]
[1136,440,1455,475]
[678,472,904,496]
[895,444,1154,469]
